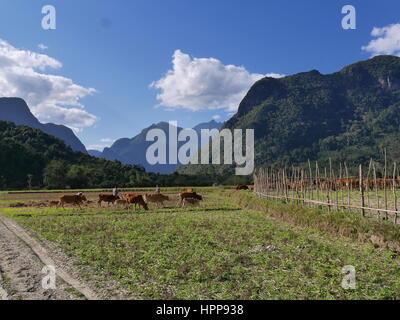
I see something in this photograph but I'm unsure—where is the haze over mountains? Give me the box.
[0,98,87,153]
[97,120,223,174]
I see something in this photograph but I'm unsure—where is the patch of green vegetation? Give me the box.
[232,191,400,246]
[1,189,399,300]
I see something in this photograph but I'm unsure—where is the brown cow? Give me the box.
[98,194,120,207]
[178,192,203,207]
[236,185,249,190]
[59,194,87,209]
[125,194,149,211]
[144,193,170,207]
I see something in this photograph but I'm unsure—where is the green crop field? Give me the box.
[0,188,399,299]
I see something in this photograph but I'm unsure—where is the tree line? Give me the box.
[0,121,249,190]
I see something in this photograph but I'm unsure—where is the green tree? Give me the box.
[66,165,89,189]
[43,160,68,189]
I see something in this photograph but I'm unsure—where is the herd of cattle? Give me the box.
[53,189,205,210]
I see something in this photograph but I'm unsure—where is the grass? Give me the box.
[1,189,399,300]
[233,192,400,248]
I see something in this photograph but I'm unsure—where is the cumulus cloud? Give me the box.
[362,23,400,56]
[0,39,98,130]
[100,138,115,143]
[212,115,221,120]
[151,50,284,112]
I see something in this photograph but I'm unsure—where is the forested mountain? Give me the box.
[178,55,400,175]
[100,120,222,174]
[0,97,87,153]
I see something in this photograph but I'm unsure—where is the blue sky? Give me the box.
[1,0,400,150]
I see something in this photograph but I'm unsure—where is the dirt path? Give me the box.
[0,215,98,300]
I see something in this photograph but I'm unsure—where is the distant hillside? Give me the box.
[0,97,87,153]
[178,55,400,176]
[193,120,223,147]
[88,149,103,157]
[0,120,148,189]
[101,120,222,174]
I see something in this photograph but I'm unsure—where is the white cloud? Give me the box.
[151,50,284,112]
[38,43,48,50]
[100,138,114,143]
[362,23,400,56]
[212,115,221,120]
[0,39,98,130]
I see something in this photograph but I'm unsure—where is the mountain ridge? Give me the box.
[0,97,87,153]
[178,55,400,176]
[99,120,223,173]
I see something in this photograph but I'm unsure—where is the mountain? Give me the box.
[88,149,104,157]
[0,120,147,189]
[0,97,87,153]
[0,120,218,189]
[193,120,223,133]
[178,55,400,176]
[101,120,222,174]
[102,122,184,174]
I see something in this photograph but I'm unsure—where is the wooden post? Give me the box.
[360,164,365,217]
[334,168,339,211]
[384,149,388,219]
[301,169,305,205]
[308,160,314,207]
[366,159,372,209]
[316,162,320,205]
[393,163,398,224]
[283,169,289,203]
[373,162,380,219]
[345,162,350,207]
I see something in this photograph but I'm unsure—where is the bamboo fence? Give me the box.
[253,158,400,225]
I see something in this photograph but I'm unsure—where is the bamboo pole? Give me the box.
[366,159,372,209]
[360,164,365,217]
[301,169,305,205]
[308,160,313,206]
[384,149,388,219]
[345,162,350,207]
[393,163,398,224]
[283,168,289,203]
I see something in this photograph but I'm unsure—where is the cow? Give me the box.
[178,192,203,207]
[248,186,255,191]
[182,198,200,207]
[98,193,120,207]
[236,185,249,190]
[125,193,149,211]
[144,193,170,208]
[59,194,87,209]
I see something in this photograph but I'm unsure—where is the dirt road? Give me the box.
[0,215,129,300]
